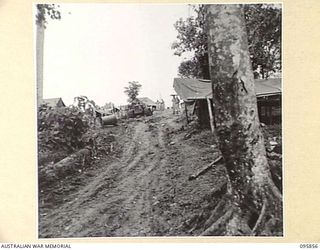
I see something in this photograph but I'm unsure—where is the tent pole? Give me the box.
[206,97,214,133]
[185,103,189,124]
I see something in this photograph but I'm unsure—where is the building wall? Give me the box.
[193,95,281,128]
[257,95,281,125]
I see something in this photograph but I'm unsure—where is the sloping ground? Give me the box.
[38,110,282,237]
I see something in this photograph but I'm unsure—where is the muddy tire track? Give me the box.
[39,113,170,238]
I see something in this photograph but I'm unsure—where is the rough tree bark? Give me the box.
[204,4,282,236]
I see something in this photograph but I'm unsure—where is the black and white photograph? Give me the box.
[36,3,282,238]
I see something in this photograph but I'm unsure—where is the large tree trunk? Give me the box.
[205,4,282,236]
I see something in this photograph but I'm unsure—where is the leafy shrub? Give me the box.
[38,104,90,154]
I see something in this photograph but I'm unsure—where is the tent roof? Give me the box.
[173,78,281,101]
[41,98,65,107]
[254,78,281,97]
[138,97,157,106]
[173,78,212,101]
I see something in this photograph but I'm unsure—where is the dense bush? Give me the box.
[38,105,90,154]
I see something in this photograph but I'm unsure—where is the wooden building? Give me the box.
[137,97,157,111]
[255,78,281,125]
[41,97,66,108]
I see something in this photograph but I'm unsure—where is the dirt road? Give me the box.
[39,110,225,238]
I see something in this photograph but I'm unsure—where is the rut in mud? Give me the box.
[39,111,224,237]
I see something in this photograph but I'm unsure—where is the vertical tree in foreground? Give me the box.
[205,4,282,236]
[35,4,61,106]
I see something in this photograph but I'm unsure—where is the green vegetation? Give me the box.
[124,81,142,104]
[38,105,89,156]
[172,4,281,79]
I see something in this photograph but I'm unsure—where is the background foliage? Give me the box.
[172,4,281,79]
[35,4,61,28]
[124,81,142,104]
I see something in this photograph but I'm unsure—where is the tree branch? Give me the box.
[189,155,223,180]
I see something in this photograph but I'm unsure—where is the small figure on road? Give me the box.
[160,99,165,111]
[171,95,181,115]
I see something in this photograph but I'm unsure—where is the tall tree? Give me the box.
[172,4,281,79]
[124,81,142,104]
[203,4,282,236]
[244,4,281,79]
[172,5,209,79]
[35,4,61,105]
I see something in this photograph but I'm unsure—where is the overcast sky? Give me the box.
[41,4,193,107]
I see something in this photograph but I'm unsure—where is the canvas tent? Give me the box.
[173,78,281,100]
[254,78,281,97]
[173,78,212,101]
[173,78,282,130]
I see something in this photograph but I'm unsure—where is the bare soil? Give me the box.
[38,110,282,238]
